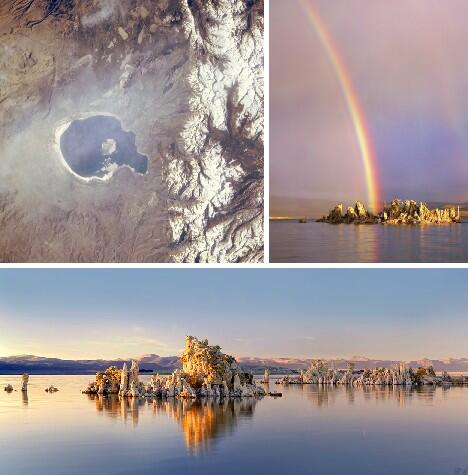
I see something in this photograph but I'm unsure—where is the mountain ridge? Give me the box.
[1,354,468,374]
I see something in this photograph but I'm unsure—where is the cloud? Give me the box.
[80,0,117,28]
[300,336,316,341]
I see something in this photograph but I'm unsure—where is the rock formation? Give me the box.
[260,368,269,384]
[21,373,29,392]
[83,336,265,399]
[276,360,453,387]
[119,363,129,395]
[317,200,459,225]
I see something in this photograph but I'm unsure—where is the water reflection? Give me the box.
[90,394,144,427]
[306,384,453,407]
[161,398,257,453]
[3,376,468,475]
[87,394,258,453]
[270,221,468,262]
[348,224,379,262]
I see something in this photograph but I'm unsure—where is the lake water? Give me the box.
[2,375,468,475]
[270,220,468,262]
[60,115,148,179]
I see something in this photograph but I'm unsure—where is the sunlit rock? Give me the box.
[83,335,265,399]
[344,206,356,223]
[233,374,242,393]
[355,201,368,219]
[82,365,122,396]
[180,379,197,399]
[129,360,140,389]
[119,362,129,396]
[318,199,459,225]
[319,204,344,224]
[276,360,450,387]
[260,368,270,384]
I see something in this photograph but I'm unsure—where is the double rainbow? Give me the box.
[301,0,381,211]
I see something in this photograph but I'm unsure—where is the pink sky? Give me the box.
[271,0,468,207]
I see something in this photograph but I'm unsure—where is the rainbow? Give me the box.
[300,0,381,211]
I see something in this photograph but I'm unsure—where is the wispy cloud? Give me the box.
[80,0,117,28]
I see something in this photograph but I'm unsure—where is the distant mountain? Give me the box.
[427,201,468,210]
[2,354,468,374]
[269,196,338,219]
[0,354,180,375]
[434,202,468,217]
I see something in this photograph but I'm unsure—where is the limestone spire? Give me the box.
[129,360,139,387]
[120,362,129,393]
[21,374,29,392]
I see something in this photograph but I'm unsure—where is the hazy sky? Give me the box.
[271,0,468,205]
[0,269,466,360]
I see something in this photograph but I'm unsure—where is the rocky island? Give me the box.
[276,360,462,387]
[3,373,60,393]
[83,336,265,399]
[317,199,460,225]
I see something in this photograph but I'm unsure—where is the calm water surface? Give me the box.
[2,375,468,474]
[270,220,468,262]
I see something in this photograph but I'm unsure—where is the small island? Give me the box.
[83,336,266,399]
[317,199,460,225]
[276,360,464,387]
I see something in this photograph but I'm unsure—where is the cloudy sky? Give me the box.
[0,269,466,360]
[271,0,468,208]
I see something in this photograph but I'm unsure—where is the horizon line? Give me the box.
[2,352,468,363]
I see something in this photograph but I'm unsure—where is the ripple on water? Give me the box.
[2,375,468,474]
[270,220,468,263]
